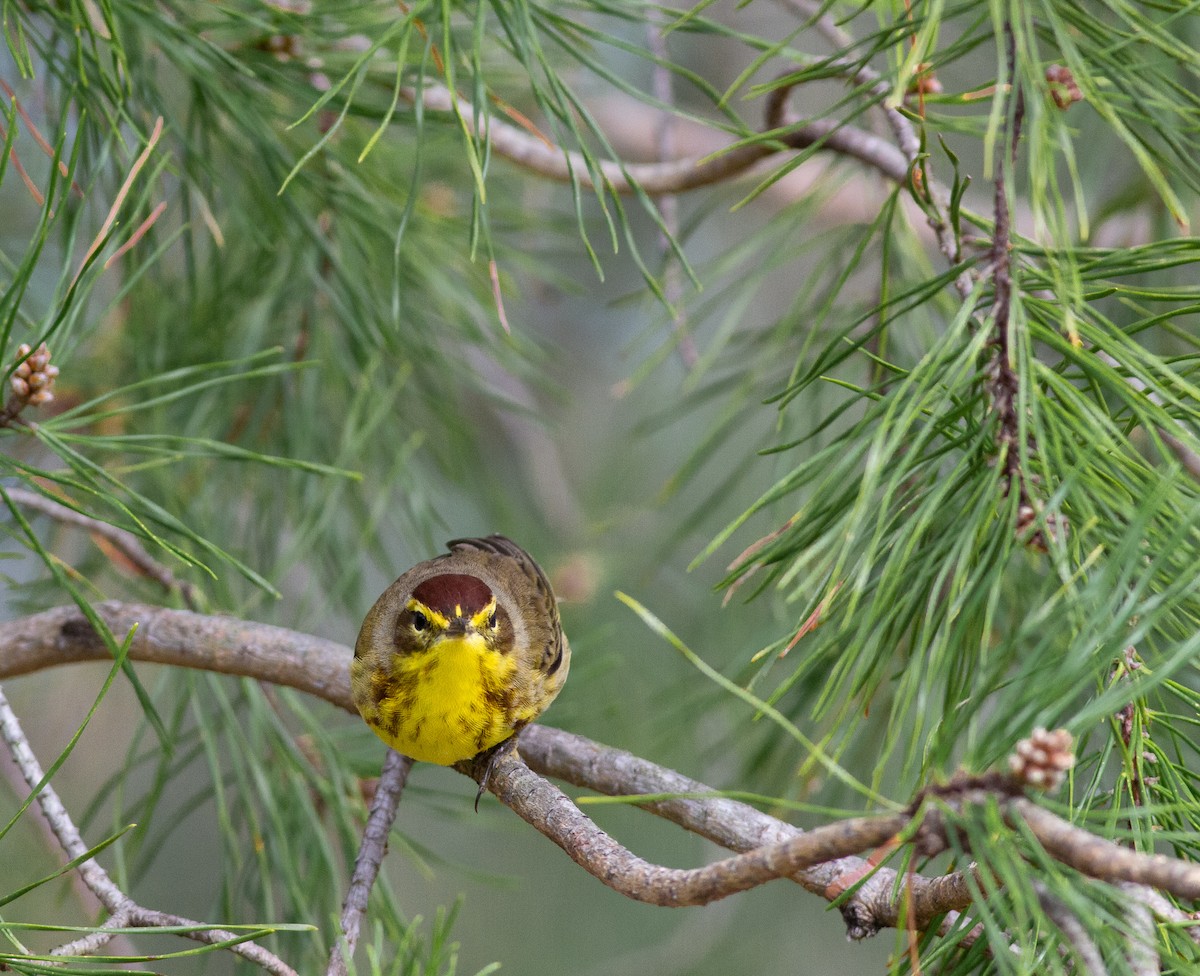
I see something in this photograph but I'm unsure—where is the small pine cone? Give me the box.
[908,62,943,97]
[1017,503,1069,551]
[1009,728,1075,790]
[1046,65,1083,109]
[8,342,57,411]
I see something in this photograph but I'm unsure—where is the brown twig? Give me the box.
[6,486,201,609]
[0,681,299,976]
[987,25,1024,483]
[403,83,910,196]
[985,24,1053,551]
[328,748,412,976]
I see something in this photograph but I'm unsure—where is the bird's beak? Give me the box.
[446,617,470,636]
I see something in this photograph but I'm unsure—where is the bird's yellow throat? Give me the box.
[369,633,518,766]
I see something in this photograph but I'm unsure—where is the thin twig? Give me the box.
[987,24,1023,493]
[0,681,299,976]
[0,744,141,959]
[775,0,856,51]
[986,22,1048,550]
[403,83,910,195]
[328,749,413,976]
[7,487,200,609]
[762,1,972,295]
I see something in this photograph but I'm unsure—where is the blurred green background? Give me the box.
[3,0,1196,973]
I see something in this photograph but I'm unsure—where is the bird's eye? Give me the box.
[488,611,498,629]
[411,611,428,632]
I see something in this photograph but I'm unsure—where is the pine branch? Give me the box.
[405,81,910,196]
[515,723,975,938]
[458,744,911,907]
[5,602,1200,945]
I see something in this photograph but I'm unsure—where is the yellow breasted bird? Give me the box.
[352,536,569,781]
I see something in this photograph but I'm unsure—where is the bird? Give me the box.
[351,535,569,796]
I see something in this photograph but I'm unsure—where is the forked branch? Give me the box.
[4,602,1200,945]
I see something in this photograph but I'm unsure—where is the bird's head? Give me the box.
[397,573,510,651]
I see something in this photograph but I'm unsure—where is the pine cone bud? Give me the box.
[1009,727,1074,790]
[7,342,58,413]
[1046,65,1083,109]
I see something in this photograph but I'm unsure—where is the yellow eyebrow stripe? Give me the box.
[405,597,450,628]
[469,596,498,628]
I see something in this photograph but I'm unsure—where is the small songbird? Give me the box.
[351,536,569,780]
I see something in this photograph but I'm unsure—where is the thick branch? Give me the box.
[515,724,972,936]
[1014,799,1200,900]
